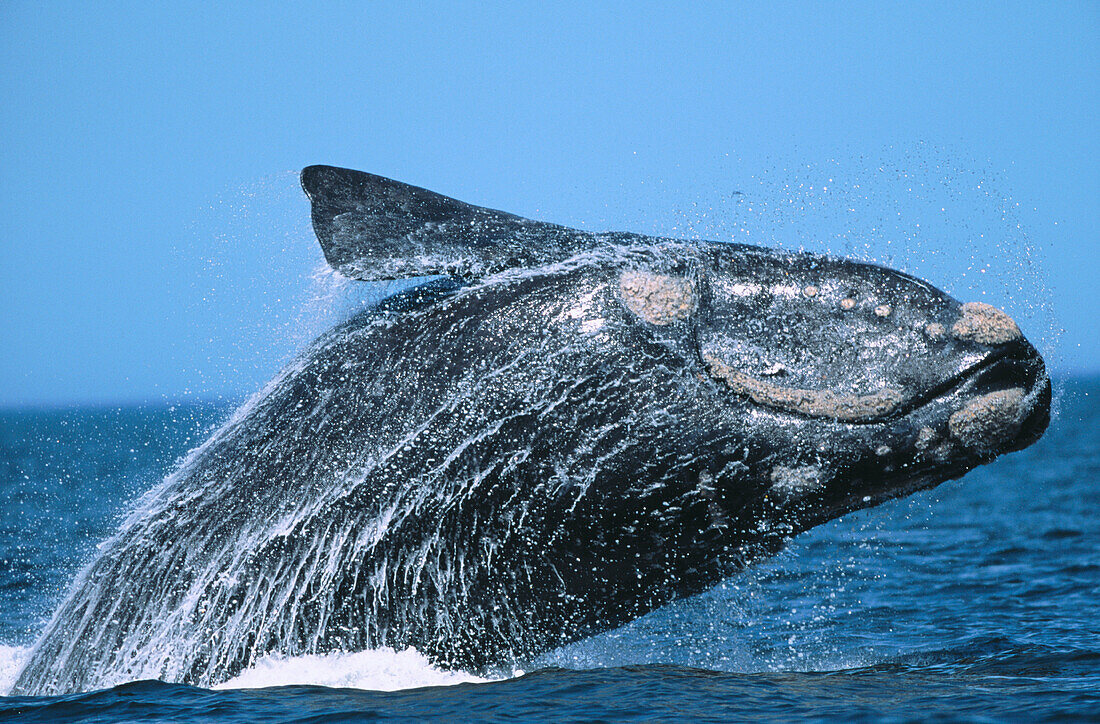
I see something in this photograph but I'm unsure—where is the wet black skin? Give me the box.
[12,167,1051,695]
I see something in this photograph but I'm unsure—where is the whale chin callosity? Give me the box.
[12,166,1051,695]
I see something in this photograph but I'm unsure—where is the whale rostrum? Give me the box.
[12,165,1051,695]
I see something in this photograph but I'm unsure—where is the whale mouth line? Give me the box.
[701,345,1034,426]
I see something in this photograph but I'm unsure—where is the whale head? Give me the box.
[545,238,1053,612]
[669,243,1052,530]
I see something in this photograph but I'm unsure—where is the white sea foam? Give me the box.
[214,647,496,691]
[0,645,30,696]
[0,643,495,695]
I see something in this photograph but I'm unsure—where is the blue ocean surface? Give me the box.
[0,381,1097,722]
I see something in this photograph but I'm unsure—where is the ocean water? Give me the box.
[0,381,1096,722]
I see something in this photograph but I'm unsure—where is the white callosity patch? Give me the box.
[948,387,1026,450]
[618,270,696,325]
[703,352,903,422]
[951,302,1022,345]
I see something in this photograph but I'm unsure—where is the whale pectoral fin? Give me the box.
[302,165,597,282]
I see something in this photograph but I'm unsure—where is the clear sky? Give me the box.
[1,1,1097,406]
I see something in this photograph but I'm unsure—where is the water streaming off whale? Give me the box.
[11,167,1050,695]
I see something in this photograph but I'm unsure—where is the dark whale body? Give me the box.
[13,167,1051,695]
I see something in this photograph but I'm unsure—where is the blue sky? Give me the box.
[1,1,1097,406]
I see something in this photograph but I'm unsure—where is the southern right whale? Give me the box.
[13,165,1051,695]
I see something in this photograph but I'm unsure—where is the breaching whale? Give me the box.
[13,166,1051,695]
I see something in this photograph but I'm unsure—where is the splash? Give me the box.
[3,642,492,695]
[215,647,493,691]
[0,645,30,696]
